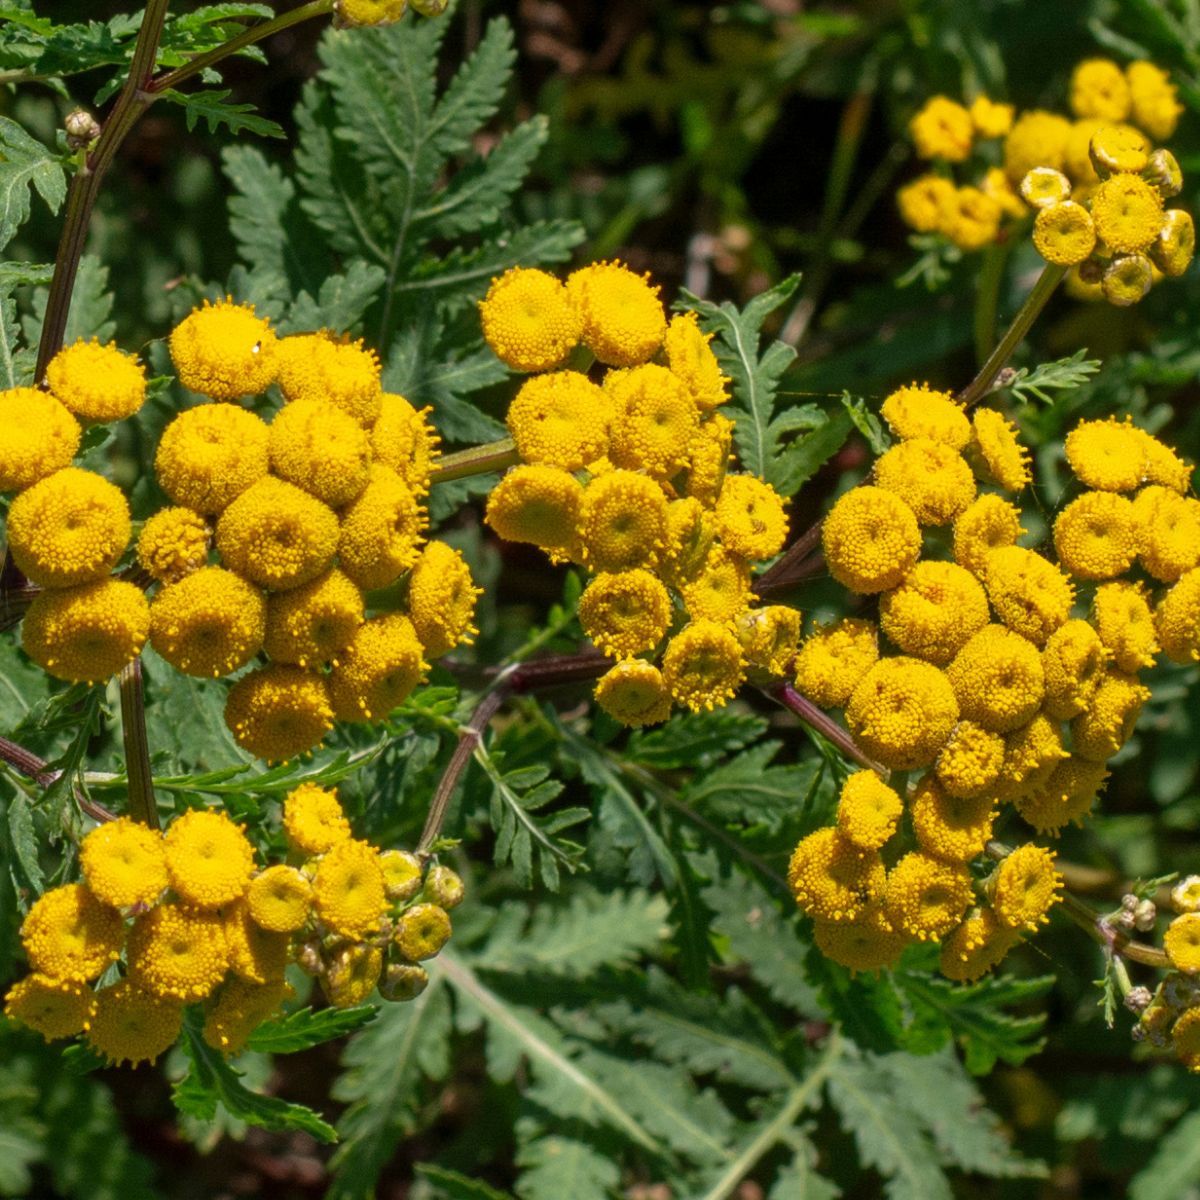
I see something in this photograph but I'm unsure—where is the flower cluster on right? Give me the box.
[789,384,1199,994]
[899,58,1193,304]
[479,261,797,725]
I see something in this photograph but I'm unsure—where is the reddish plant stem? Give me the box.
[767,681,889,777]
[751,520,824,599]
[0,735,117,824]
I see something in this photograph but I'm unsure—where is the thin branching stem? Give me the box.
[0,735,117,823]
[956,263,1066,409]
[118,657,159,829]
[430,438,519,485]
[751,519,824,599]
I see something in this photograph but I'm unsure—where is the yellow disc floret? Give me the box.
[1044,617,1110,719]
[164,808,255,909]
[80,817,168,909]
[215,476,339,592]
[607,363,698,479]
[1165,914,1200,974]
[880,384,970,449]
[282,783,352,855]
[663,311,729,410]
[579,569,672,659]
[22,579,150,684]
[137,506,210,583]
[313,839,387,938]
[794,618,880,708]
[46,338,147,422]
[328,614,428,722]
[714,474,788,562]
[836,771,903,851]
[813,903,908,974]
[485,464,583,557]
[371,393,439,494]
[821,486,921,594]
[909,96,973,161]
[269,397,372,508]
[506,371,612,471]
[126,903,228,1001]
[85,980,182,1067]
[884,852,973,941]
[953,493,1024,575]
[939,909,1019,982]
[788,827,885,923]
[1053,491,1137,580]
[1092,580,1159,672]
[405,541,482,659]
[990,844,1063,931]
[247,865,312,933]
[878,560,989,665]
[1004,110,1072,182]
[577,469,668,573]
[735,604,801,677]
[985,546,1074,646]
[263,567,364,667]
[947,624,1045,733]
[337,464,426,592]
[1070,668,1151,762]
[4,973,96,1041]
[1033,201,1097,265]
[203,976,290,1057]
[680,546,751,624]
[1090,174,1163,254]
[0,387,80,492]
[567,261,666,367]
[661,620,746,712]
[1127,60,1183,141]
[910,775,996,863]
[155,403,270,514]
[150,566,266,677]
[276,332,382,426]
[169,298,277,399]
[970,408,1032,492]
[224,663,333,762]
[1156,568,1200,664]
[874,438,976,526]
[5,467,130,588]
[21,883,124,982]
[593,659,673,727]
[1069,58,1131,121]
[935,720,1005,799]
[844,656,959,770]
[478,266,582,372]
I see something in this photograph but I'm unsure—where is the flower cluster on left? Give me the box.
[3,786,461,1066]
[1,297,482,764]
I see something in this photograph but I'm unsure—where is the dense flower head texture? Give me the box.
[276,332,382,426]
[149,565,266,677]
[566,260,666,367]
[46,338,147,422]
[155,403,270,515]
[821,486,921,594]
[506,370,611,470]
[478,266,582,372]
[136,506,210,583]
[169,298,278,400]
[0,387,81,493]
[793,618,880,708]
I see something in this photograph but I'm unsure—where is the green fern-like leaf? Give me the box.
[160,88,284,139]
[329,976,454,1200]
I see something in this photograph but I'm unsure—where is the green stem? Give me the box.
[956,263,1066,409]
[34,0,171,380]
[119,658,159,830]
[429,438,518,485]
[149,0,335,93]
[972,239,1013,364]
[696,1032,841,1200]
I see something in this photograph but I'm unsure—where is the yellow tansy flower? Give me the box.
[485,464,583,557]
[506,371,612,471]
[46,338,147,422]
[328,614,428,722]
[370,393,439,495]
[21,883,124,982]
[579,568,672,659]
[681,546,752,625]
[126,903,228,1001]
[835,771,902,852]
[990,845,1063,932]
[577,469,669,574]
[85,980,182,1067]
[884,851,973,942]
[844,656,959,771]
[203,976,290,1057]
[3,973,95,1042]
[1069,58,1131,121]
[952,493,1024,575]
[79,817,168,909]
[1041,619,1107,720]
[154,403,270,515]
[661,620,746,712]
[337,464,427,592]
[406,541,482,659]
[607,363,698,479]
[663,311,729,410]
[909,96,973,161]
[478,266,582,372]
[821,486,921,594]
[1156,568,1200,664]
[1053,490,1137,580]
[788,827,885,923]
[878,560,989,665]
[813,903,908,974]
[874,437,976,526]
[793,617,880,708]
[1070,668,1151,762]
[136,506,210,584]
[1127,60,1183,141]
[0,387,80,493]
[283,783,352,855]
[313,838,387,937]
[1092,580,1159,672]
[246,865,312,933]
[263,568,364,667]
[910,775,996,864]
[224,663,334,762]
[939,909,1019,982]
[169,298,278,400]
[593,659,673,727]
[164,808,255,909]
[276,332,382,426]
[149,566,266,678]
[985,546,1074,646]
[970,408,1031,491]
[947,624,1045,733]
[880,383,969,449]
[566,260,666,367]
[935,720,1005,800]
[268,397,372,508]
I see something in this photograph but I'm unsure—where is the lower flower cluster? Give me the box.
[3,785,460,1065]
[790,383,1198,981]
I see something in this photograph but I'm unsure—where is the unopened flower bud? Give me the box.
[1122,893,1140,912]
[296,940,324,976]
[1141,1003,1172,1048]
[1020,167,1070,209]
[379,849,423,902]
[424,864,465,910]
[1102,255,1154,307]
[1173,876,1200,914]
[323,943,383,1008]
[64,110,100,149]
[1143,148,1183,198]
[394,902,452,962]
[335,0,406,27]
[1077,257,1104,284]
[410,0,448,15]
[1134,899,1157,931]
[1112,909,1137,933]
[1125,986,1153,1014]
[379,962,430,1002]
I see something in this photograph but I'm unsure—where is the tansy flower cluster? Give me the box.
[897,57,1193,302]
[1135,878,1200,1071]
[0,341,151,683]
[479,261,795,724]
[790,381,1198,981]
[6,297,482,764]
[2,786,462,1065]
